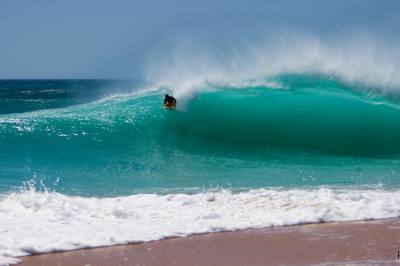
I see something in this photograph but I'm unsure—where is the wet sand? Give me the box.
[20,218,400,266]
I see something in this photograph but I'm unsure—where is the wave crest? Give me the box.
[145,34,400,99]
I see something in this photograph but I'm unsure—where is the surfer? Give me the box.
[164,94,176,109]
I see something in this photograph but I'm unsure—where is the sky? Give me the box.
[0,0,399,79]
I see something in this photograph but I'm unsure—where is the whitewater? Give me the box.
[1,38,400,265]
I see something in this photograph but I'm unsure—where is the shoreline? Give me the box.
[19,218,400,266]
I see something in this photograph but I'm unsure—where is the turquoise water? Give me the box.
[1,75,399,196]
[2,75,400,265]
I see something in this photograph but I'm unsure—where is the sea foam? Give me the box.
[145,34,400,100]
[1,188,400,265]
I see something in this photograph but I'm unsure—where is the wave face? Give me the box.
[1,76,400,264]
[1,76,400,195]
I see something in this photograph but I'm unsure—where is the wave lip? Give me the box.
[1,188,400,264]
[146,35,400,100]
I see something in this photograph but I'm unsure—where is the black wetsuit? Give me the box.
[164,95,176,106]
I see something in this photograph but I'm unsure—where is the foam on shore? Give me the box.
[1,188,400,265]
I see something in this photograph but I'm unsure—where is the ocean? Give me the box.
[1,76,400,264]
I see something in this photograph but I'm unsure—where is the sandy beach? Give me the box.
[19,218,400,266]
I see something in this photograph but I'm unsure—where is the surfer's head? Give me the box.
[165,94,169,98]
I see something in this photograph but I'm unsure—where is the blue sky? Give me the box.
[0,0,399,79]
